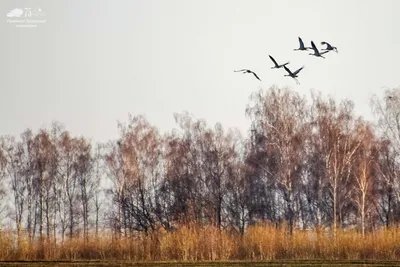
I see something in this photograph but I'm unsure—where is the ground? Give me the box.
[1,260,400,267]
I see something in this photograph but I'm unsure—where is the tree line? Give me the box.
[1,86,400,246]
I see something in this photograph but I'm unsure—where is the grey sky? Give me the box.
[1,0,399,143]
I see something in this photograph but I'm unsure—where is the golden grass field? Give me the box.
[2,223,400,262]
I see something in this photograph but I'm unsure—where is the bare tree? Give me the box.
[352,121,379,236]
[310,92,362,238]
[33,128,59,248]
[104,138,127,237]
[0,136,26,247]
[199,123,238,229]
[0,139,7,226]
[163,112,208,226]
[105,114,163,235]
[56,131,82,239]
[92,143,104,238]
[371,88,400,226]
[19,129,37,242]
[226,159,251,236]
[74,137,94,242]
[246,87,310,235]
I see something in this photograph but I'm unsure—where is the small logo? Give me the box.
[6,7,47,28]
[6,8,24,18]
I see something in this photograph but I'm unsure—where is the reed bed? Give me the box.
[1,223,400,261]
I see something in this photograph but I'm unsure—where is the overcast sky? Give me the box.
[1,0,399,142]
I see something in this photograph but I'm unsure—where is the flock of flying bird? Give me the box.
[234,37,338,85]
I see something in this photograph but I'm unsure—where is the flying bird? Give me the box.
[269,55,289,69]
[309,41,329,58]
[294,37,311,51]
[234,69,262,81]
[321,41,338,53]
[283,65,304,85]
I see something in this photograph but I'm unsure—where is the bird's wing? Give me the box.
[322,41,334,50]
[320,50,330,55]
[269,55,279,66]
[234,69,248,72]
[284,65,293,75]
[251,71,262,81]
[293,66,304,75]
[311,41,318,52]
[298,37,305,48]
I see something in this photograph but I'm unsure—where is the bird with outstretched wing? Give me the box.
[234,69,262,81]
[269,55,289,69]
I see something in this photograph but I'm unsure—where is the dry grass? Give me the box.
[2,223,400,261]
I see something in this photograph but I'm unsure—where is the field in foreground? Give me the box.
[3,224,400,261]
[1,260,400,267]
